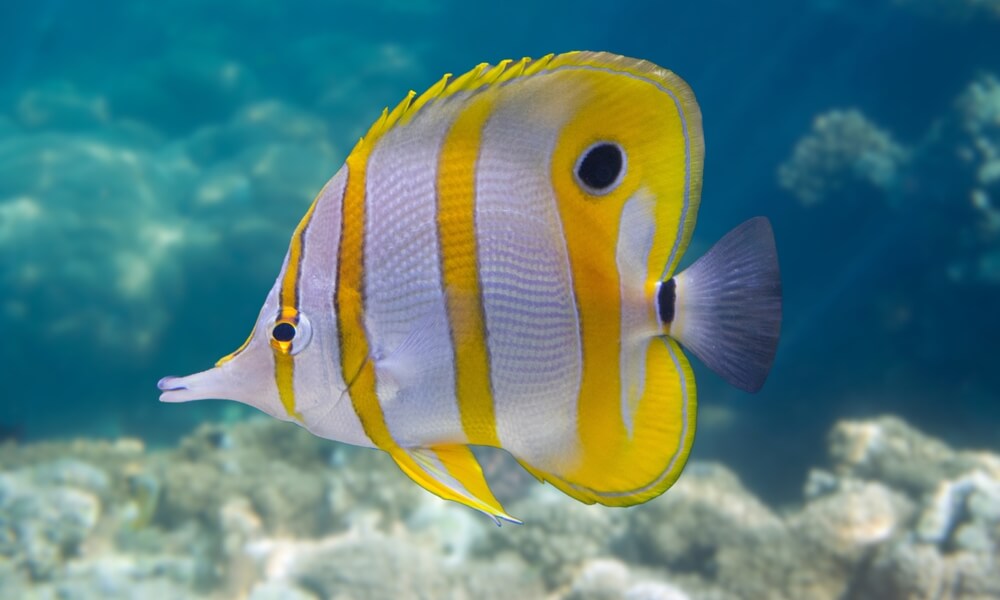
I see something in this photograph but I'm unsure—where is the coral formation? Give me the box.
[779,74,1000,284]
[0,415,997,598]
[777,109,909,206]
[0,129,197,358]
[0,35,424,438]
[484,486,627,588]
[0,25,447,459]
[953,74,1000,282]
[0,93,345,362]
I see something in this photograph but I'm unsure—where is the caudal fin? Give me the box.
[665,217,781,393]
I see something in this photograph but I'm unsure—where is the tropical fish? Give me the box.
[158,51,781,524]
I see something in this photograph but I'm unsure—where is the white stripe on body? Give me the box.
[475,85,583,470]
[615,190,658,437]
[294,168,372,447]
[362,99,469,448]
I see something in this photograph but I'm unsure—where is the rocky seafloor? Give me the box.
[0,416,998,600]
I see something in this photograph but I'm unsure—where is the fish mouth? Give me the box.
[157,374,197,403]
[157,376,187,392]
[157,369,227,403]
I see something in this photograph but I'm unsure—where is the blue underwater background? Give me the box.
[1,1,1000,598]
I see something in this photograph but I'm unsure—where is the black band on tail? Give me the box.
[657,278,677,324]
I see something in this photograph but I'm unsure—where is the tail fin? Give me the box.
[665,217,781,393]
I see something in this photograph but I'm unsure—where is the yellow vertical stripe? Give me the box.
[544,67,694,488]
[274,352,302,421]
[333,101,514,520]
[279,198,317,322]
[436,94,500,447]
[215,199,318,370]
[336,147,397,450]
[271,197,319,422]
[552,163,627,483]
[334,130,511,520]
[333,70,436,446]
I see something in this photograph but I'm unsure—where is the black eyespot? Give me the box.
[575,142,626,194]
[272,322,296,343]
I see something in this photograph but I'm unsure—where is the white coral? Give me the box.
[778,109,909,205]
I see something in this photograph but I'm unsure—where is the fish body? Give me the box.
[159,52,782,523]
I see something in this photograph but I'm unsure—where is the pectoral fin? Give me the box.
[373,309,452,403]
[390,445,520,525]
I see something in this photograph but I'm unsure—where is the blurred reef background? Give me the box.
[1,0,999,598]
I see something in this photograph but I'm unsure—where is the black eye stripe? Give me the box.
[272,322,297,342]
[576,142,625,194]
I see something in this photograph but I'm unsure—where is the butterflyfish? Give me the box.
[158,51,782,524]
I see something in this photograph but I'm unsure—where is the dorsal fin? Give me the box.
[350,51,698,155]
[353,54,554,152]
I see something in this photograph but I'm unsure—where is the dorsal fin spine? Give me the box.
[449,63,489,91]
[406,73,451,117]
[354,54,566,151]
[352,51,684,154]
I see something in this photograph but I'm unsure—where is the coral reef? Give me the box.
[777,74,1000,441]
[0,128,197,358]
[0,92,345,362]
[779,74,1000,284]
[0,415,998,598]
[952,74,1000,282]
[0,33,425,438]
[483,486,627,588]
[777,109,909,206]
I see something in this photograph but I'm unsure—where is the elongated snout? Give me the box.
[157,368,232,403]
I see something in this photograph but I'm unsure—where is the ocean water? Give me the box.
[1,1,999,598]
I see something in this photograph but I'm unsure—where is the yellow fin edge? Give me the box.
[391,445,520,525]
[517,339,699,508]
[352,50,701,157]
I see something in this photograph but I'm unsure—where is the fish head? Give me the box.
[158,171,349,423]
[156,283,306,422]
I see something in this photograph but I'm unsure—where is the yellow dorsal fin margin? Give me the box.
[354,55,551,150]
[349,51,699,156]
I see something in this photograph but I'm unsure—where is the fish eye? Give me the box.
[574,141,626,195]
[272,322,296,342]
[269,313,313,355]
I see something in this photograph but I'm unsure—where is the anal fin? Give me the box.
[390,445,520,525]
[515,459,599,505]
[513,338,697,508]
